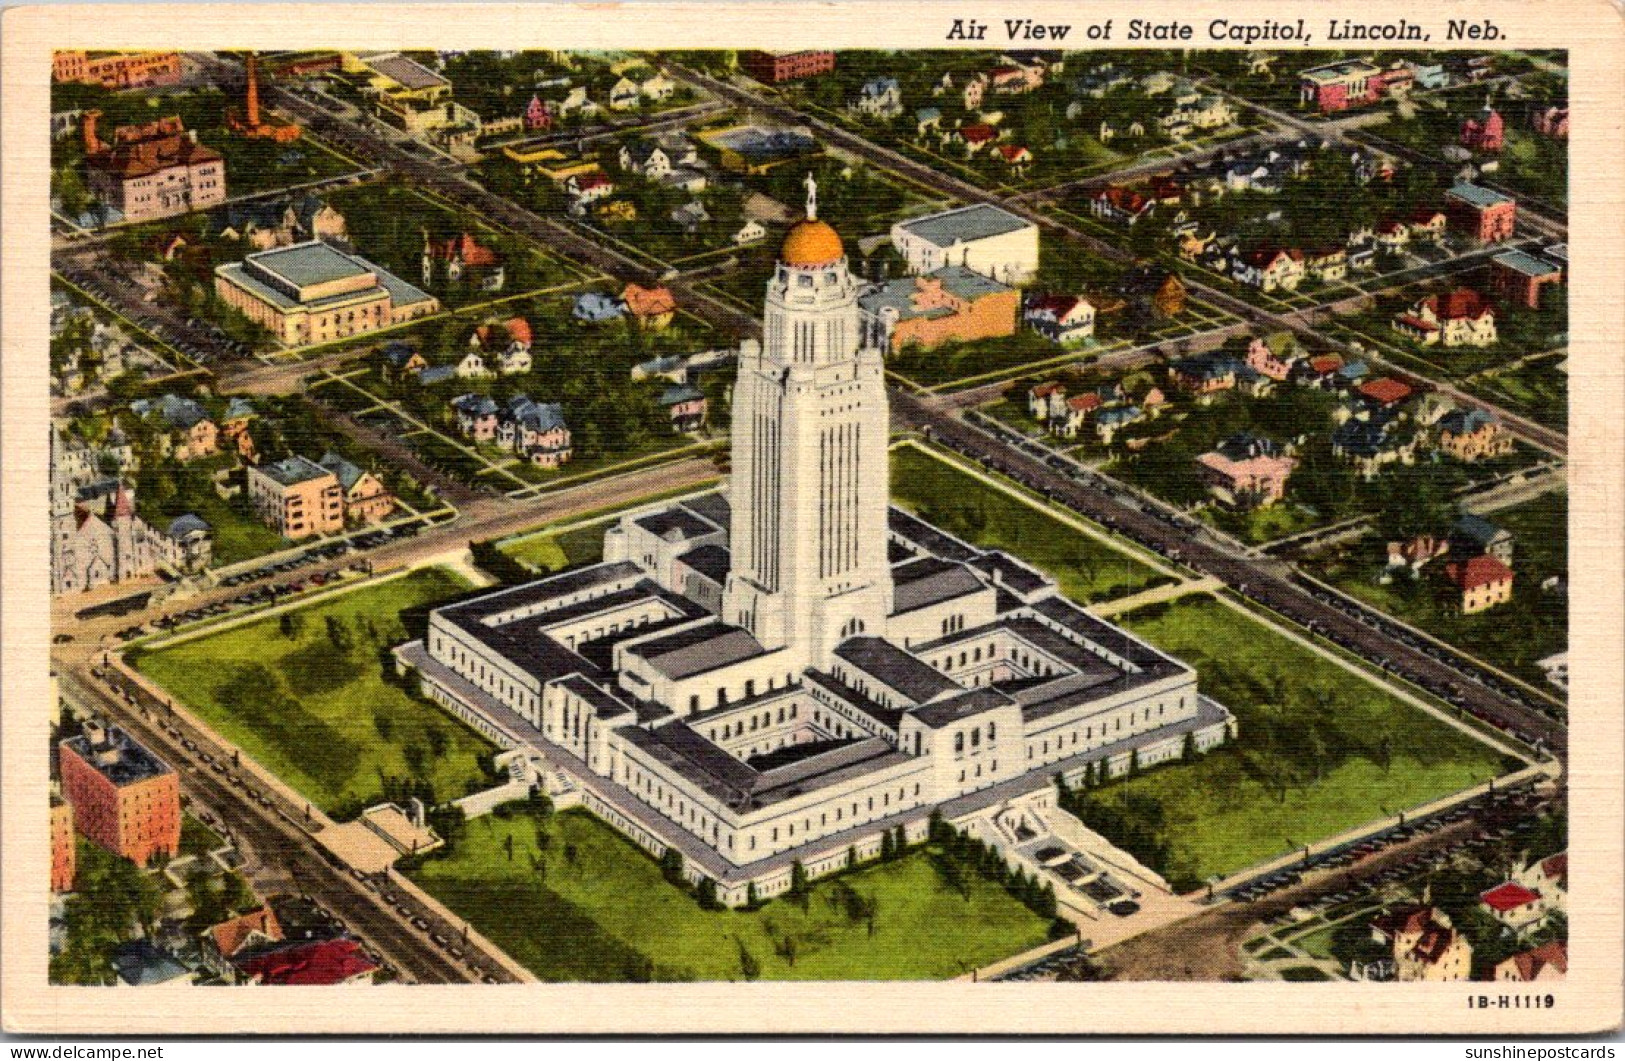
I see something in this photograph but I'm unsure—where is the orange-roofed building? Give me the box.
[623,284,678,330]
[203,906,284,980]
[1358,377,1414,408]
[1392,288,1498,348]
[1444,553,1514,614]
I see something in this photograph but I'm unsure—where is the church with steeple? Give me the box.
[400,180,1234,903]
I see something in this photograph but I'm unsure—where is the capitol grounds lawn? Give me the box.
[1066,593,1518,892]
[889,444,1174,604]
[1299,491,1568,690]
[126,567,499,818]
[405,807,1052,981]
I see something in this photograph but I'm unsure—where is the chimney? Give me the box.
[81,719,107,747]
[245,52,262,129]
[81,109,102,156]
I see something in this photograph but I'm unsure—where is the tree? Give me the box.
[325,615,353,653]
[846,845,858,869]
[744,881,759,909]
[697,878,721,910]
[789,859,809,907]
[880,829,895,861]
[659,846,685,887]
[737,939,761,980]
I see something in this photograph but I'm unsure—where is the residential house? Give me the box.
[955,122,1000,155]
[1051,394,1100,440]
[1090,184,1155,226]
[1392,289,1498,347]
[1531,105,1569,140]
[573,292,626,322]
[1443,553,1515,613]
[567,171,616,203]
[915,108,942,138]
[1445,182,1518,243]
[451,393,500,442]
[608,76,642,110]
[1024,294,1096,346]
[421,231,505,292]
[1408,208,1449,243]
[522,94,552,132]
[851,77,903,120]
[1332,411,1418,478]
[470,317,534,374]
[1480,881,1549,935]
[1246,332,1303,380]
[163,513,213,572]
[1496,942,1567,983]
[994,144,1033,172]
[639,72,676,102]
[659,384,708,432]
[618,141,672,178]
[1168,354,1238,398]
[1094,405,1144,444]
[989,64,1043,95]
[1233,247,1305,293]
[1451,514,1515,564]
[380,341,428,379]
[1116,266,1186,321]
[1196,434,1296,508]
[1357,377,1415,410]
[111,940,194,987]
[235,938,378,986]
[733,220,766,245]
[498,395,572,468]
[1517,852,1568,909]
[671,200,710,232]
[455,350,494,379]
[1461,105,1505,152]
[1375,219,1410,253]
[858,266,1019,353]
[1304,246,1347,283]
[201,907,284,982]
[417,365,457,386]
[1234,364,1275,398]
[1490,249,1564,309]
[318,451,395,525]
[1386,534,1450,575]
[1027,381,1067,422]
[658,168,708,194]
[137,393,218,462]
[623,284,678,331]
[1437,409,1514,462]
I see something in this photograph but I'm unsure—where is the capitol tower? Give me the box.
[722,176,894,664]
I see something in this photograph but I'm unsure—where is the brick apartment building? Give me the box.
[58,721,180,868]
[53,50,182,89]
[741,50,837,83]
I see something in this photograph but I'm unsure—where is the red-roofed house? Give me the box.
[995,144,1033,170]
[1028,380,1067,421]
[1407,208,1449,243]
[1480,881,1548,934]
[1444,554,1514,614]
[1496,941,1567,982]
[202,906,284,980]
[1358,377,1414,408]
[1090,184,1155,226]
[422,232,504,293]
[234,938,379,986]
[566,171,615,202]
[1232,248,1305,293]
[1024,295,1096,346]
[1392,289,1498,347]
[957,123,1000,152]
[1054,393,1102,439]
[471,317,533,373]
[623,284,678,331]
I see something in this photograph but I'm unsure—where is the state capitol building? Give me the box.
[397,182,1235,904]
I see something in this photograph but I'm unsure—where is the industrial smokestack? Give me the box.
[246,52,262,128]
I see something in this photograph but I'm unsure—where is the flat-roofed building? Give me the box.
[247,455,344,538]
[890,204,1039,286]
[51,797,76,892]
[58,721,180,867]
[214,240,439,346]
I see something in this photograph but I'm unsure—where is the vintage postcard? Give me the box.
[2,0,1621,1037]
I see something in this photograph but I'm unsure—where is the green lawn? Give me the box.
[128,569,497,816]
[407,807,1052,981]
[889,445,1172,604]
[1303,492,1568,688]
[499,520,611,573]
[1069,594,1515,890]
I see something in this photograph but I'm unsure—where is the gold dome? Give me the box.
[780,218,844,267]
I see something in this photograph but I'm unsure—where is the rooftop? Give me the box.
[895,204,1033,248]
[1446,182,1515,209]
[834,636,962,704]
[61,725,172,787]
[623,622,768,680]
